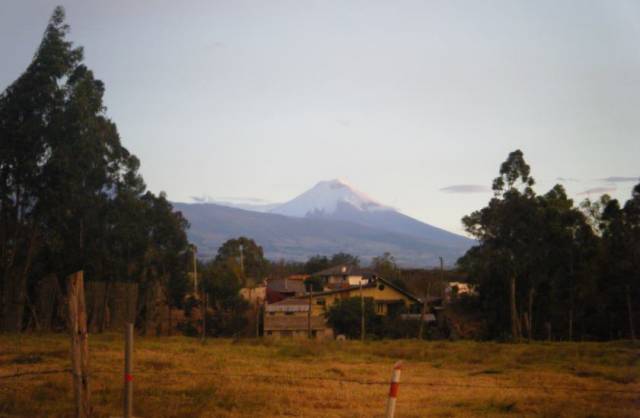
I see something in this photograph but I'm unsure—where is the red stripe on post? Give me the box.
[125,373,134,382]
[389,381,399,398]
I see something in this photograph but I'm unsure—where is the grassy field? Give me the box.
[0,334,638,418]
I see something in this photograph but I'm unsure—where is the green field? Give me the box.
[1,334,638,418]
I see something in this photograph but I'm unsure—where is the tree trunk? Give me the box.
[626,285,636,342]
[510,276,520,342]
[545,322,552,341]
[527,287,534,341]
[100,280,111,332]
[1,228,37,332]
[523,313,531,343]
[569,307,574,342]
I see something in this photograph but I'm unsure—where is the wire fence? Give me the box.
[2,367,638,395]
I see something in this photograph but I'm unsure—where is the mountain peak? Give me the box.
[270,179,393,217]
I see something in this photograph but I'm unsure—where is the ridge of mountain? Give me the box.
[173,202,473,267]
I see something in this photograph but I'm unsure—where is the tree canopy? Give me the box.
[0,7,191,332]
[459,150,638,341]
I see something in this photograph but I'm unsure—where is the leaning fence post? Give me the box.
[124,323,134,418]
[68,271,91,418]
[385,361,403,418]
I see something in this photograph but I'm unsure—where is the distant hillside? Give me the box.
[173,202,473,267]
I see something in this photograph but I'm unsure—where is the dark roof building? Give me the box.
[312,264,378,290]
[266,277,306,304]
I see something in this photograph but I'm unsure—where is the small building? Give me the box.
[263,277,423,338]
[263,298,330,338]
[284,274,310,282]
[266,277,306,304]
[312,264,378,289]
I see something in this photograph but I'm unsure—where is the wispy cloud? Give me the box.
[577,186,617,196]
[190,195,272,204]
[556,177,580,182]
[440,185,490,194]
[599,176,639,183]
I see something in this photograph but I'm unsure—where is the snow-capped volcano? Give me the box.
[175,178,474,266]
[270,179,393,217]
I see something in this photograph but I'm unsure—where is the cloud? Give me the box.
[440,185,490,194]
[216,196,271,203]
[556,177,580,182]
[599,176,639,183]
[190,195,271,204]
[577,186,617,196]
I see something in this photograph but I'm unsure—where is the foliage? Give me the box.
[325,297,377,339]
[214,237,268,285]
[304,276,324,292]
[459,149,639,341]
[197,237,260,336]
[325,296,414,339]
[303,255,331,274]
[370,252,407,289]
[329,252,360,267]
[303,252,360,275]
[0,7,191,331]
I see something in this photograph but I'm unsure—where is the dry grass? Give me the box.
[0,334,638,418]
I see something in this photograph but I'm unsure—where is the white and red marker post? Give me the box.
[385,361,403,418]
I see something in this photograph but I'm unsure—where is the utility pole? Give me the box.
[307,285,312,338]
[255,300,260,338]
[360,281,365,342]
[418,273,428,340]
[191,244,198,295]
[239,244,244,277]
[201,292,207,344]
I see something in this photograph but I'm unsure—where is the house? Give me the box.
[263,277,423,338]
[262,298,330,338]
[265,277,306,304]
[283,274,310,282]
[312,264,378,289]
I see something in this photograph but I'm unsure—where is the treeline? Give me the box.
[0,8,191,332]
[459,150,639,341]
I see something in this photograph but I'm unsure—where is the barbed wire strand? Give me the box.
[1,368,637,395]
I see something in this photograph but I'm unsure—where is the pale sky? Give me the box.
[2,0,639,235]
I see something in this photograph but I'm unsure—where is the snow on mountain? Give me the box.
[176,179,474,266]
[270,179,394,217]
[190,195,280,212]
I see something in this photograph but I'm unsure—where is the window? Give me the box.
[378,284,385,291]
[376,303,385,314]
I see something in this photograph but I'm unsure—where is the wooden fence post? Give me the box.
[68,271,91,418]
[385,361,403,418]
[124,323,134,418]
